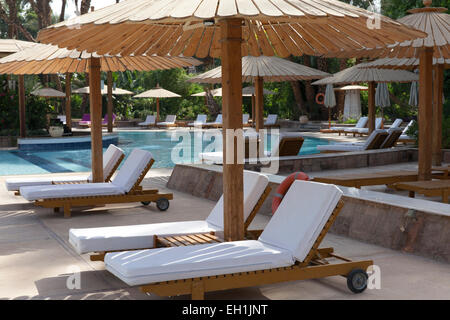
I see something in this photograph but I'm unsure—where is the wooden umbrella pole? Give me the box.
[221,18,244,242]
[432,64,444,166]
[251,95,255,127]
[18,75,26,138]
[418,47,433,181]
[107,71,114,133]
[254,76,264,132]
[368,82,376,134]
[65,73,72,130]
[328,108,331,129]
[156,97,160,122]
[89,57,104,183]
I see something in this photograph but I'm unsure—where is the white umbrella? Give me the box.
[324,84,336,129]
[31,88,66,98]
[409,82,419,107]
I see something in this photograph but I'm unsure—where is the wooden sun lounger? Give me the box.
[139,200,373,300]
[393,180,450,203]
[34,159,173,218]
[89,185,272,262]
[319,130,388,154]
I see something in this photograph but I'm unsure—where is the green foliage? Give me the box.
[381,0,450,19]
[442,117,450,149]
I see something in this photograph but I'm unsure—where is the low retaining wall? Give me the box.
[167,164,450,263]
[245,148,418,174]
[0,136,17,148]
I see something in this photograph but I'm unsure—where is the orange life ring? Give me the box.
[272,172,309,214]
[316,93,325,105]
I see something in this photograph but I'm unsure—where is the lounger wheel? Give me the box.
[141,201,151,206]
[156,198,170,211]
[346,269,368,294]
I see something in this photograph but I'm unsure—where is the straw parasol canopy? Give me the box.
[73,85,133,95]
[37,0,426,59]
[134,87,181,121]
[312,65,419,85]
[36,0,427,242]
[134,87,181,99]
[336,85,368,91]
[359,57,450,70]
[0,39,36,58]
[31,87,66,98]
[188,56,330,83]
[0,43,201,75]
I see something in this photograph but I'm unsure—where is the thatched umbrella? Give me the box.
[313,65,418,133]
[0,39,36,58]
[189,56,329,130]
[0,42,201,134]
[134,87,181,121]
[37,0,425,241]
[31,87,66,98]
[341,1,449,179]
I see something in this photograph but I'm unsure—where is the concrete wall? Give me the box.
[167,164,450,263]
[0,136,17,148]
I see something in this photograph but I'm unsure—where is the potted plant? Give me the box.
[48,117,64,137]
[299,113,309,125]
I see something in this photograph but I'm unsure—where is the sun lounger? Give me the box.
[203,114,222,128]
[317,129,388,153]
[264,114,279,128]
[380,128,403,149]
[325,117,368,136]
[6,144,125,194]
[101,114,116,127]
[104,180,373,299]
[393,180,450,203]
[157,115,177,128]
[398,120,416,143]
[69,171,271,257]
[243,114,250,127]
[199,133,304,164]
[388,119,403,130]
[345,118,383,136]
[138,115,156,127]
[78,114,91,127]
[19,149,173,218]
[188,114,207,127]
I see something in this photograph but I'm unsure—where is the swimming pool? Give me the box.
[0,131,330,176]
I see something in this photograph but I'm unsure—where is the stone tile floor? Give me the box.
[0,169,449,300]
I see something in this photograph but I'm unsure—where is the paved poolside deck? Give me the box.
[0,169,449,300]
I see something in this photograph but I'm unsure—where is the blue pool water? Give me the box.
[0,131,330,176]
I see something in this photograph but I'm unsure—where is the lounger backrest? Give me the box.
[271,133,304,157]
[391,119,403,129]
[81,114,90,121]
[195,114,207,124]
[356,117,368,128]
[166,115,176,123]
[381,128,403,148]
[215,114,222,123]
[243,114,250,124]
[259,180,343,262]
[146,115,156,124]
[87,144,125,182]
[365,129,389,150]
[206,171,269,229]
[112,149,153,193]
[57,115,66,124]
[403,120,415,134]
[375,118,383,129]
[265,114,278,125]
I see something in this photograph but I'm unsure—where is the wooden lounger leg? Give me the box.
[64,204,71,218]
[442,191,449,204]
[408,191,416,198]
[54,207,60,213]
[191,280,205,300]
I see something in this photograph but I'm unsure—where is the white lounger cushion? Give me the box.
[70,221,218,254]
[188,114,207,126]
[6,144,124,191]
[317,130,386,152]
[6,145,124,192]
[243,114,250,124]
[105,240,293,285]
[158,115,176,125]
[330,117,368,131]
[69,171,268,254]
[138,115,156,126]
[111,149,153,193]
[20,183,123,201]
[259,180,342,261]
[265,114,278,125]
[104,180,341,285]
